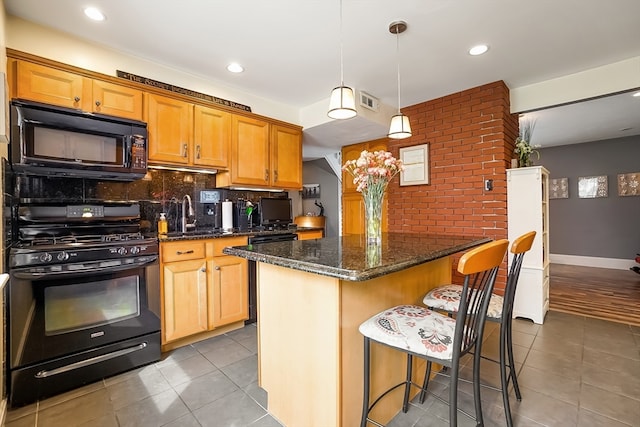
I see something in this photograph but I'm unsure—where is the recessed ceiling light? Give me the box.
[84,7,106,21]
[469,44,489,56]
[227,63,244,73]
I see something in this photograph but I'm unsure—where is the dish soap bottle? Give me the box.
[158,213,168,235]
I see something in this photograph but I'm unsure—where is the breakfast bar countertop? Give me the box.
[223,233,491,281]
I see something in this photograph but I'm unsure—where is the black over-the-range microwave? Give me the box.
[10,100,148,181]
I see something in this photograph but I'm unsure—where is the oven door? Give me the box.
[8,256,160,370]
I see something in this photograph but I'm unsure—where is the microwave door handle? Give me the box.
[124,135,133,168]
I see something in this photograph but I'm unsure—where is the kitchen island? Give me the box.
[224,233,490,427]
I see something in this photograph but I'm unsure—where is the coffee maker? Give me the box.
[199,189,229,229]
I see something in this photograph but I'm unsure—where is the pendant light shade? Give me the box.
[388,113,412,139]
[328,0,357,120]
[388,21,412,139]
[328,86,357,119]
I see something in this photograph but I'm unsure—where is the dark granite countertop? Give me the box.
[223,233,491,281]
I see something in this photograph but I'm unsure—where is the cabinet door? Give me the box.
[270,124,302,189]
[342,193,388,236]
[229,115,270,186]
[15,61,91,110]
[341,144,364,194]
[92,80,143,120]
[342,193,365,235]
[146,93,193,164]
[162,259,208,343]
[208,256,248,328]
[194,105,231,168]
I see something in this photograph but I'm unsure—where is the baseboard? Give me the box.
[550,254,635,270]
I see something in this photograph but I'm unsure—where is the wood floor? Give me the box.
[549,263,640,326]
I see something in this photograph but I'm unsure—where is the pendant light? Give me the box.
[388,20,412,139]
[328,0,357,119]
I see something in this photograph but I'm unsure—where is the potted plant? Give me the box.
[514,120,540,167]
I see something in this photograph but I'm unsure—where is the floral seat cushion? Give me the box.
[422,284,503,320]
[358,305,458,361]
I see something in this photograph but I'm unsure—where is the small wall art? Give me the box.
[302,184,321,199]
[399,144,429,186]
[549,177,569,199]
[617,172,640,196]
[578,175,608,198]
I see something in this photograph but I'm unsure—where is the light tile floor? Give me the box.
[5,311,640,426]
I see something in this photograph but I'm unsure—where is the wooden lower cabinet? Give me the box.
[162,258,208,343]
[209,255,248,328]
[297,229,324,240]
[160,237,248,346]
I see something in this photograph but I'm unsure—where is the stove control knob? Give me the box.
[56,252,69,261]
[130,246,140,255]
[117,247,127,255]
[40,253,52,263]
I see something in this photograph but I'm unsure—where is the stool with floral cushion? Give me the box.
[421,231,536,427]
[358,239,509,427]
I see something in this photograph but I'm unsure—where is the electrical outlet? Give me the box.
[484,179,493,191]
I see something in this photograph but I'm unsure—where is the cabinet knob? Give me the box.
[196,145,201,159]
[74,96,80,102]
[265,169,269,182]
[182,143,188,158]
[95,100,101,107]
[215,266,220,270]
[274,170,278,182]
[201,267,207,272]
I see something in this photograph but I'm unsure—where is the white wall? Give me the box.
[5,16,300,125]
[510,56,640,113]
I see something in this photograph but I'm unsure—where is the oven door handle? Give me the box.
[11,255,159,280]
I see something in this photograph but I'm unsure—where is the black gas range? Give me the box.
[7,203,161,407]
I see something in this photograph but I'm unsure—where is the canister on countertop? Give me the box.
[158,212,168,234]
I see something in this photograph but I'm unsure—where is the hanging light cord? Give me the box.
[339,0,345,86]
[395,24,402,114]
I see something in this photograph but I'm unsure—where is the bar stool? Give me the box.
[421,231,536,427]
[359,239,509,427]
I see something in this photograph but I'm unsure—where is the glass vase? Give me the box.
[363,189,384,245]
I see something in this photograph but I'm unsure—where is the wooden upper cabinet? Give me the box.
[13,60,143,120]
[193,105,231,169]
[217,118,302,190]
[225,115,271,186]
[92,80,143,120]
[270,124,302,189]
[15,61,90,109]
[145,93,194,165]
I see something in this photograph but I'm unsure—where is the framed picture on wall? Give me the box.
[578,175,608,198]
[302,184,321,199]
[399,144,429,186]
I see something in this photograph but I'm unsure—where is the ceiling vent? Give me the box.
[359,91,379,112]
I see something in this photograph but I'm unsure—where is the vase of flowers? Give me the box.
[514,120,540,167]
[342,150,403,244]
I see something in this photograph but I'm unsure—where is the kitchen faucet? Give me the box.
[181,194,196,233]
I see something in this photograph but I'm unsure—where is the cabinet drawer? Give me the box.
[208,237,248,257]
[161,241,206,262]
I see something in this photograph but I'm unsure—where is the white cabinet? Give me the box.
[507,166,550,324]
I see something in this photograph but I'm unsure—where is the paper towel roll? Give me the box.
[222,200,233,231]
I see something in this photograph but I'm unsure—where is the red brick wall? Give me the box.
[386,81,518,292]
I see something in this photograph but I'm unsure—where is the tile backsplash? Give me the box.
[12,169,286,233]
